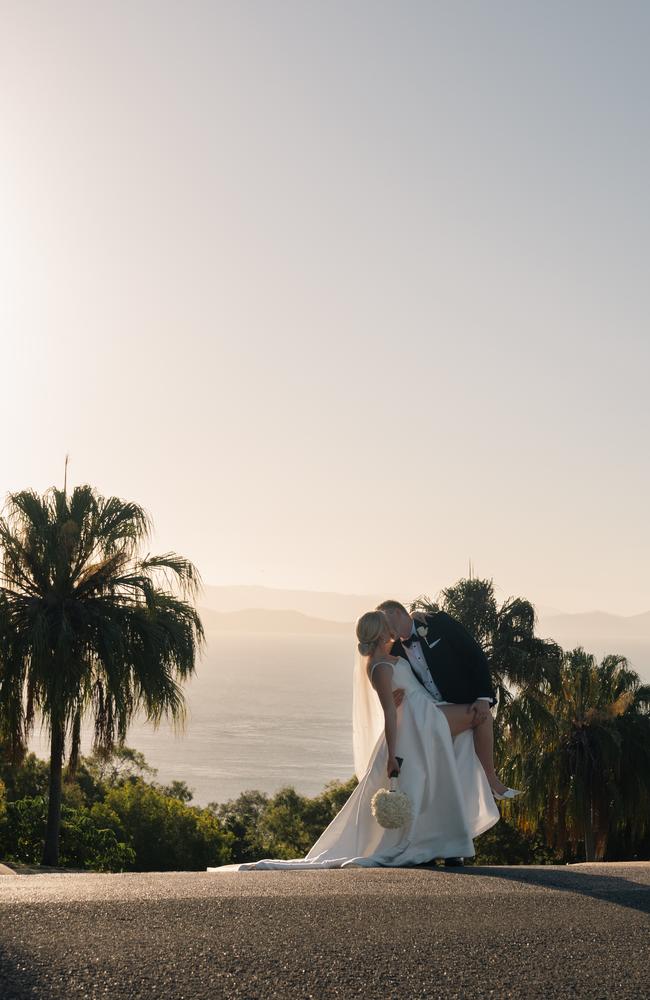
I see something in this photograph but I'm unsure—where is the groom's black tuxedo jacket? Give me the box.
[391,611,496,706]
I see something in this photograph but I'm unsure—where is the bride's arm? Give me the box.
[371,664,400,777]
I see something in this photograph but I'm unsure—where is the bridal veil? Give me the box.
[352,648,385,778]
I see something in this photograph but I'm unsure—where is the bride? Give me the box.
[208,609,501,871]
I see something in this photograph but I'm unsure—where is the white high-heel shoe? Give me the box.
[492,787,523,801]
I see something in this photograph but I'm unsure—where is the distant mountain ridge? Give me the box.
[200,585,650,638]
[200,585,387,623]
[537,610,650,641]
[198,607,349,635]
[198,605,650,643]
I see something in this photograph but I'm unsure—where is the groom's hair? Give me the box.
[376,599,409,615]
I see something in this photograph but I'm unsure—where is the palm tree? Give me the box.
[0,485,204,866]
[412,577,562,711]
[502,649,650,861]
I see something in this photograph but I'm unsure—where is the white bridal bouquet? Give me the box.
[371,774,412,829]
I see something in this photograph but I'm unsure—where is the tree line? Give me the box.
[0,484,649,869]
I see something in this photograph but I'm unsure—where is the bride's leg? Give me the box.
[469,711,507,793]
[438,705,507,793]
[437,704,475,738]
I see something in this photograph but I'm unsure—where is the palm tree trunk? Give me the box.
[583,801,596,862]
[42,720,64,866]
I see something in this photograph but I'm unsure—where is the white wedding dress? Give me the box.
[208,656,500,871]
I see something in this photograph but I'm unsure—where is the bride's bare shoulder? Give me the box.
[368,654,399,667]
[367,655,399,680]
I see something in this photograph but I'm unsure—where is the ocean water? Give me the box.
[30,633,357,806]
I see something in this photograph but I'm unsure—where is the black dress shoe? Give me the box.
[444,857,464,867]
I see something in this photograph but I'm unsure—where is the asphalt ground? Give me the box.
[1,862,649,999]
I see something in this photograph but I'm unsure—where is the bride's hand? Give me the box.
[387,756,401,778]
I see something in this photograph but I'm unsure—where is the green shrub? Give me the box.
[0,796,47,863]
[214,777,358,862]
[92,779,232,870]
[0,750,232,871]
[0,752,49,801]
[470,818,559,866]
[59,808,135,871]
[0,794,135,870]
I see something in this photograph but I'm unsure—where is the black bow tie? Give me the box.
[402,634,420,648]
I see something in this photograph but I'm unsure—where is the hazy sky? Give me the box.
[1,2,648,615]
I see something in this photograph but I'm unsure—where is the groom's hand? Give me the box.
[467,700,490,725]
[392,689,405,708]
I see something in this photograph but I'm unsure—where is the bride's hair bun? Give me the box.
[356,610,387,657]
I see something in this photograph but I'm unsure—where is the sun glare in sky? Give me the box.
[1,1,649,614]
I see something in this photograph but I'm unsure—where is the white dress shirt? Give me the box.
[401,622,444,701]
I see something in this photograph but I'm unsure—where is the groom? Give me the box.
[377,599,497,867]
